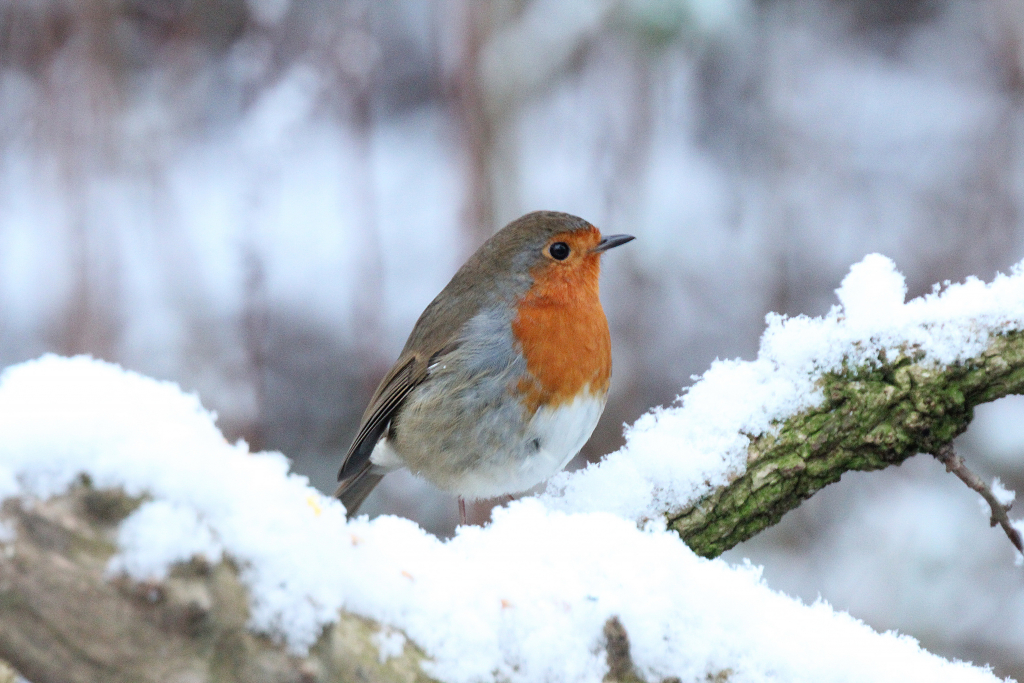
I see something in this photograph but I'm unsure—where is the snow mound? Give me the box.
[1,252,1020,683]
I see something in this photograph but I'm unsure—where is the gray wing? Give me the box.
[337,356,421,481]
[337,245,503,483]
[337,334,469,482]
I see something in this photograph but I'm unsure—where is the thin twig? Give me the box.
[933,443,1024,555]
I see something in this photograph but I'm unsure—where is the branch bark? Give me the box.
[0,486,438,683]
[671,330,1024,558]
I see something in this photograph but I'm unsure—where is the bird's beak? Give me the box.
[591,234,635,253]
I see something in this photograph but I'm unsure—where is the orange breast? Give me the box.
[511,229,612,414]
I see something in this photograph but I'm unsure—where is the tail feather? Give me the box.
[334,466,385,517]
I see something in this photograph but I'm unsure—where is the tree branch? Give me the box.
[671,331,1024,558]
[932,442,1024,555]
[0,486,438,683]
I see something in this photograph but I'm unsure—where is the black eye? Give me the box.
[549,242,570,260]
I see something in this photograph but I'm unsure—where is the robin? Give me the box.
[335,210,633,523]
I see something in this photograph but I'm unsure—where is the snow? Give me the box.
[0,253,1020,682]
[991,479,1016,508]
[546,255,1024,522]
[372,628,407,663]
[724,456,1024,652]
[108,500,224,580]
[835,253,909,329]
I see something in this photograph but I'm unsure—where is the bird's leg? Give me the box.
[458,497,467,526]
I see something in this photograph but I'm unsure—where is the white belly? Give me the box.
[448,391,607,499]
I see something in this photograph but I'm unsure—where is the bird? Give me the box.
[335,210,634,524]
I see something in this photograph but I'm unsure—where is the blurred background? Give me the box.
[1,0,1024,677]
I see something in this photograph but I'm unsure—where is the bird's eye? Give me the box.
[548,242,571,260]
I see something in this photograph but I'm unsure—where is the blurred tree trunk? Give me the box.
[450,0,520,247]
[450,0,618,245]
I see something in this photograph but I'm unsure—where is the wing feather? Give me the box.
[337,280,480,485]
[337,356,421,480]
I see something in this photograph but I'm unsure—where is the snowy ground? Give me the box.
[1,255,1021,682]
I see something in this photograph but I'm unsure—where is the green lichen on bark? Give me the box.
[670,331,1024,559]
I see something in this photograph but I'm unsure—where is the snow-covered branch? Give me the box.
[672,330,1024,557]
[543,255,1024,563]
[1,254,1021,682]
[0,486,435,683]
